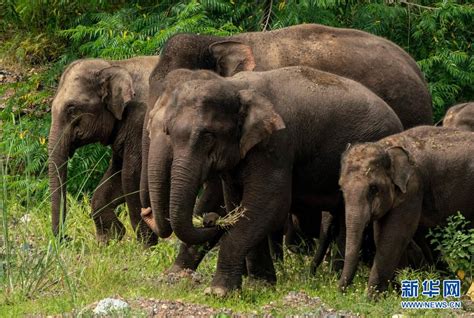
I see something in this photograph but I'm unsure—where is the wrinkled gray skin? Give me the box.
[48,57,159,245]
[147,66,404,296]
[142,24,432,274]
[442,102,474,131]
[339,126,474,299]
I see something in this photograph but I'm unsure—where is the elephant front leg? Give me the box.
[206,164,291,297]
[368,200,421,299]
[91,160,126,243]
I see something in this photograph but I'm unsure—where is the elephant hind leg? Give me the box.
[311,211,334,274]
[246,237,277,284]
[91,160,126,243]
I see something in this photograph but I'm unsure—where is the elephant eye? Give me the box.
[369,184,379,196]
[201,131,215,143]
[66,104,80,116]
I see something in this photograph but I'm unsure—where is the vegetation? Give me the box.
[428,213,474,284]
[1,0,473,315]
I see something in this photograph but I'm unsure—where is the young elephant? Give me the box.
[48,57,159,245]
[147,66,403,296]
[338,126,474,298]
[442,102,474,131]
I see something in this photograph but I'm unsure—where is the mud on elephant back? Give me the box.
[442,102,474,132]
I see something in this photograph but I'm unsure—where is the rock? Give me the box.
[93,298,130,315]
[20,214,31,224]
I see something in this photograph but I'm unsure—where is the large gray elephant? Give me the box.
[141,24,433,274]
[338,126,474,298]
[142,23,433,234]
[48,56,159,245]
[442,102,474,131]
[147,66,404,296]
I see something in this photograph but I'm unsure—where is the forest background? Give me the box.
[1,0,473,316]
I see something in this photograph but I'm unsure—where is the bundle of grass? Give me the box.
[193,205,247,229]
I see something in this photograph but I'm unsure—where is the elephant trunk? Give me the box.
[48,124,73,236]
[339,203,370,290]
[169,156,219,245]
[147,131,173,238]
[140,111,151,208]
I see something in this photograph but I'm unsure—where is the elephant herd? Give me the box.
[48,24,474,299]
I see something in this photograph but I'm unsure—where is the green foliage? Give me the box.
[428,212,474,282]
[0,115,111,201]
[1,2,474,314]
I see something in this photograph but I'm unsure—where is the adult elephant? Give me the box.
[147,66,404,296]
[48,56,159,245]
[442,102,474,131]
[141,23,433,240]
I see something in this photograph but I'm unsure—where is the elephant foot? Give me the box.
[247,269,276,285]
[96,221,126,244]
[136,222,159,247]
[309,261,318,276]
[165,263,188,274]
[367,286,383,301]
[141,207,159,235]
[162,268,203,285]
[367,280,388,301]
[204,286,230,297]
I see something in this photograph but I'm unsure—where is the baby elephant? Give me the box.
[338,126,474,298]
[442,102,474,131]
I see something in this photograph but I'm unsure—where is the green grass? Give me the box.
[0,115,470,317]
[1,191,469,317]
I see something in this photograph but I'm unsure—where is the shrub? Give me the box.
[428,212,474,283]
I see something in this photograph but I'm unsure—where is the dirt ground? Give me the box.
[78,291,359,317]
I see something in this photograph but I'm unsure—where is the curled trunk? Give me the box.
[169,156,219,245]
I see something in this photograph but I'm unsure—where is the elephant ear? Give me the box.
[238,89,285,158]
[98,66,135,120]
[387,146,415,194]
[148,92,173,136]
[209,41,256,77]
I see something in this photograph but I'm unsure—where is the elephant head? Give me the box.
[147,71,284,245]
[49,59,135,237]
[148,34,256,108]
[142,35,257,236]
[337,143,416,289]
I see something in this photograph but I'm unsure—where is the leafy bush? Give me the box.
[0,115,111,201]
[428,212,474,282]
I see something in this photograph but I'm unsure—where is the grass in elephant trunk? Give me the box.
[192,205,247,229]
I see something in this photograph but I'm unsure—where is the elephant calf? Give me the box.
[443,102,474,131]
[338,126,474,298]
[147,66,403,296]
[48,57,159,245]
